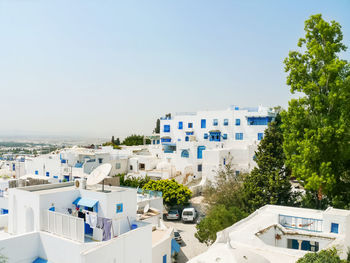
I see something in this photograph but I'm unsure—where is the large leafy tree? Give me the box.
[195,205,247,245]
[242,112,295,212]
[143,179,192,207]
[282,14,350,207]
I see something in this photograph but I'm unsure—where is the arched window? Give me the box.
[181,150,189,158]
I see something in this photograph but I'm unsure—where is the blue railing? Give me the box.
[279,214,323,232]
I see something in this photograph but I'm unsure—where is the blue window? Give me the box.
[235,106,239,110]
[223,134,227,140]
[157,140,160,144]
[235,119,241,126]
[235,171,240,176]
[181,150,189,158]
[98,158,103,164]
[116,203,123,213]
[185,136,189,141]
[204,133,208,139]
[163,255,167,263]
[188,123,193,128]
[213,119,218,126]
[258,133,264,141]
[209,132,221,141]
[197,164,202,172]
[178,122,183,130]
[163,125,170,132]
[12,164,15,171]
[64,175,70,181]
[223,119,229,126]
[61,159,67,164]
[35,170,38,175]
[197,146,206,159]
[161,138,171,143]
[46,172,50,177]
[186,132,194,135]
[223,158,226,165]
[331,223,339,233]
[235,133,243,140]
[201,119,206,128]
[53,176,58,179]
[2,209,8,214]
[247,117,272,125]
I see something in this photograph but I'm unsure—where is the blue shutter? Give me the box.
[201,119,206,128]
[331,223,339,233]
[178,122,183,130]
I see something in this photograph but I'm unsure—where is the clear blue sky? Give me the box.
[0,0,349,139]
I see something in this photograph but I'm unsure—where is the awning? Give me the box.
[72,197,99,208]
[171,238,181,254]
[33,258,49,263]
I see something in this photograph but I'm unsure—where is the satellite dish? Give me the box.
[144,203,150,214]
[87,164,112,191]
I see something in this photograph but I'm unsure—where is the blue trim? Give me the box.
[116,203,123,213]
[171,239,180,253]
[279,214,323,232]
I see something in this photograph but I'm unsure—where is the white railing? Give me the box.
[41,210,84,243]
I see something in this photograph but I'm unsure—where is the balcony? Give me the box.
[279,214,323,232]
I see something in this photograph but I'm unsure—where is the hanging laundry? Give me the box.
[102,218,112,241]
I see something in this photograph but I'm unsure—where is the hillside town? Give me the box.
[1,1,349,263]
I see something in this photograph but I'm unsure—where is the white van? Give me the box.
[182,208,197,223]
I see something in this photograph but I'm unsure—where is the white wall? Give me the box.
[152,228,173,263]
[81,222,152,263]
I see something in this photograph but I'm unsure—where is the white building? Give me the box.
[0,180,173,263]
[159,105,276,184]
[188,205,350,263]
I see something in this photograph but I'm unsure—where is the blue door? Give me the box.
[197,146,206,159]
[163,255,167,263]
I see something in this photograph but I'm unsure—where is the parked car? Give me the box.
[174,230,182,244]
[166,209,181,220]
[182,207,197,223]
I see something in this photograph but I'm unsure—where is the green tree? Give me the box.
[111,136,115,144]
[154,119,160,134]
[296,248,347,263]
[242,112,296,213]
[122,135,151,146]
[143,179,192,207]
[115,138,121,145]
[195,205,247,245]
[282,14,350,208]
